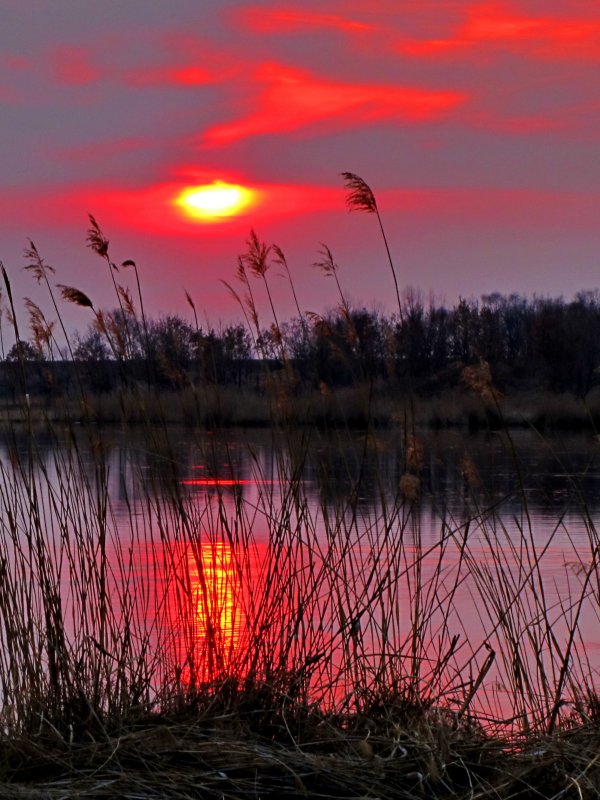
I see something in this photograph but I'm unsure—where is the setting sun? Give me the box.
[175,181,256,221]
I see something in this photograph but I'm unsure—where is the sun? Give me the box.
[175,181,255,221]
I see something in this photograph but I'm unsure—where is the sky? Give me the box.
[1,0,600,332]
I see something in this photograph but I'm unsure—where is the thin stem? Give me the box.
[375,209,403,325]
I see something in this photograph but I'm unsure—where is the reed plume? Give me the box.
[86,214,135,359]
[57,285,94,310]
[185,290,199,334]
[341,172,403,323]
[24,297,55,357]
[313,244,350,318]
[23,242,82,363]
[242,229,270,279]
[86,214,111,260]
[341,171,378,213]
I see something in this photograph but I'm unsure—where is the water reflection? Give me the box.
[38,425,600,522]
[186,541,243,680]
[2,425,600,728]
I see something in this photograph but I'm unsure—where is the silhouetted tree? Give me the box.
[146,315,195,387]
[6,340,41,362]
[73,330,113,392]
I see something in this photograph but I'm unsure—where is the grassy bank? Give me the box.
[5,383,600,432]
[3,702,600,798]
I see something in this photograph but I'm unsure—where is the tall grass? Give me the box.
[0,182,599,796]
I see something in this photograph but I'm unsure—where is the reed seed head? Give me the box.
[272,244,287,269]
[341,172,378,214]
[235,256,249,286]
[86,214,111,260]
[462,359,502,404]
[242,229,270,278]
[313,244,337,277]
[118,285,136,316]
[460,454,481,489]
[23,240,55,283]
[185,291,196,312]
[24,297,54,350]
[406,434,425,472]
[399,473,421,501]
[57,285,94,309]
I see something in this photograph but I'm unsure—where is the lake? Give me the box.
[1,424,599,732]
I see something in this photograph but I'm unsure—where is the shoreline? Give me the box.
[2,385,600,431]
[1,700,598,799]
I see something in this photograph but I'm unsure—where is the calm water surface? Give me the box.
[4,425,600,724]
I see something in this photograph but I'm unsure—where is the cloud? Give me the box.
[400,3,600,62]
[204,63,467,145]
[2,54,32,72]
[53,136,152,163]
[236,6,377,35]
[51,45,101,86]
[126,64,217,87]
[463,6,600,61]
[470,112,570,135]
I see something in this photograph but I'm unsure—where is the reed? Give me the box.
[0,194,598,797]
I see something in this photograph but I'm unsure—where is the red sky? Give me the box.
[1,0,599,330]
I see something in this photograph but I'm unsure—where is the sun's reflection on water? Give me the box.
[185,541,245,681]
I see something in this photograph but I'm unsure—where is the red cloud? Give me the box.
[3,54,32,71]
[469,108,576,136]
[237,7,376,35]
[119,34,237,88]
[126,64,216,87]
[400,4,600,62]
[171,66,216,86]
[204,63,467,145]
[464,6,600,60]
[51,45,101,86]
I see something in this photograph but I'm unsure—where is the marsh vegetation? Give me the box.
[0,177,599,797]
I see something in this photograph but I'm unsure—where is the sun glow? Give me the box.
[175,181,255,221]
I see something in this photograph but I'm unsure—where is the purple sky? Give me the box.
[2,0,600,332]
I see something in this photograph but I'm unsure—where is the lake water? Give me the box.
[1,424,599,731]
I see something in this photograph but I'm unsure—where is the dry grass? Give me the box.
[7,385,599,433]
[1,704,599,798]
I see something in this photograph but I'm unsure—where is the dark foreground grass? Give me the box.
[3,698,600,799]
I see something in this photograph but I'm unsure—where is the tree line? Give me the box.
[3,289,600,398]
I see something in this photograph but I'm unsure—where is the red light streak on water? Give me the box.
[181,479,276,486]
[182,479,253,486]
